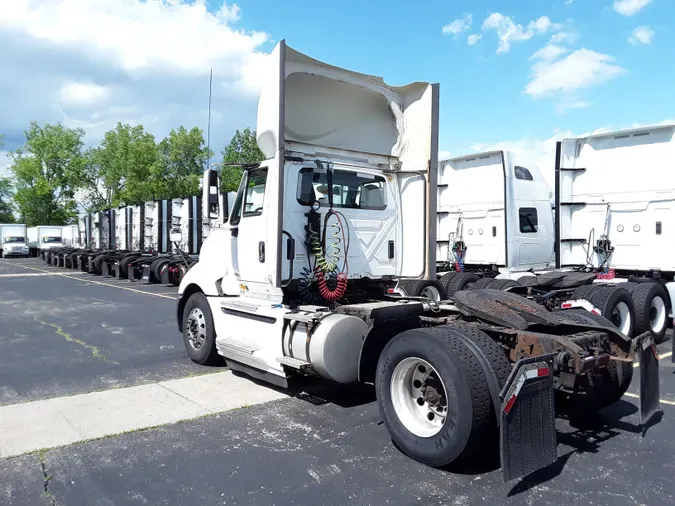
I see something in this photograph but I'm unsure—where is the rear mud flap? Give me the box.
[101,263,111,277]
[499,354,557,482]
[114,264,122,279]
[141,266,152,284]
[637,333,661,426]
[159,265,170,285]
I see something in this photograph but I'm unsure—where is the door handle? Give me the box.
[258,241,265,263]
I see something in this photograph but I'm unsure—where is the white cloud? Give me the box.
[0,151,11,178]
[613,0,652,16]
[0,0,270,158]
[550,31,580,44]
[442,13,473,37]
[525,48,626,98]
[439,149,452,160]
[481,13,559,54]
[467,34,482,45]
[59,81,110,105]
[531,44,569,61]
[629,26,654,44]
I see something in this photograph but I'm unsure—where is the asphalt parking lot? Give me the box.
[1,257,674,505]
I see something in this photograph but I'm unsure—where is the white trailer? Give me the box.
[174,40,660,483]
[0,224,29,257]
[61,225,80,248]
[27,226,63,256]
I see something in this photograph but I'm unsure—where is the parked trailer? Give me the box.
[0,224,29,258]
[174,40,660,483]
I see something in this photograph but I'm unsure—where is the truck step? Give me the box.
[560,202,588,207]
[276,357,311,370]
[559,167,586,172]
[216,338,259,356]
[560,238,587,243]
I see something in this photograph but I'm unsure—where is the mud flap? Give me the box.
[159,265,170,285]
[101,262,111,277]
[499,354,557,482]
[114,263,122,279]
[141,266,152,284]
[637,332,661,426]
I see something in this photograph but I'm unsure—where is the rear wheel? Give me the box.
[375,324,509,467]
[583,286,635,337]
[471,277,495,290]
[444,273,480,298]
[397,279,446,302]
[629,282,669,343]
[489,279,519,291]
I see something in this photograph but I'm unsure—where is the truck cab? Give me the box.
[0,224,29,258]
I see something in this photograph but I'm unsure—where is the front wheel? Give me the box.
[375,325,507,467]
[181,292,221,366]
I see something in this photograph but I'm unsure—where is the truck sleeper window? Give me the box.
[519,207,538,233]
[296,167,387,210]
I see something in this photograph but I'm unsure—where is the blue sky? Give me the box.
[227,0,674,159]
[0,0,673,185]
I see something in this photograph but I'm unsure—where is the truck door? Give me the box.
[505,153,554,269]
[228,167,271,285]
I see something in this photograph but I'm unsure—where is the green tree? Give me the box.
[0,177,14,223]
[10,122,84,226]
[81,123,158,210]
[0,136,12,222]
[152,126,212,199]
[220,127,264,191]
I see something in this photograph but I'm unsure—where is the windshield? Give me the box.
[42,236,62,243]
[4,237,25,243]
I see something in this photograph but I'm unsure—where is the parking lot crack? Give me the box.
[34,318,109,362]
[38,449,57,506]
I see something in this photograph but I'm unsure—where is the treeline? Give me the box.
[0,124,264,226]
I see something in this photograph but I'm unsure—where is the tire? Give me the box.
[471,277,495,290]
[571,283,596,301]
[444,273,480,298]
[92,254,107,275]
[181,292,221,366]
[557,309,633,411]
[375,324,509,467]
[118,255,137,278]
[586,286,635,337]
[398,279,447,301]
[630,282,670,343]
[439,272,458,294]
[489,279,519,291]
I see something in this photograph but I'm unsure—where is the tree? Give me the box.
[0,177,14,223]
[0,136,12,222]
[10,122,85,226]
[152,126,212,199]
[80,123,158,210]
[220,127,264,192]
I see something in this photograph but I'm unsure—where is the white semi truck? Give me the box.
[175,41,660,482]
[0,223,29,257]
[27,225,64,256]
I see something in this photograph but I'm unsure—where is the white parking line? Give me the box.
[0,371,288,459]
[0,260,176,300]
[0,272,86,278]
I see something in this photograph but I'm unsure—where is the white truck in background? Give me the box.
[425,124,675,345]
[0,224,29,258]
[395,150,555,300]
[174,40,660,483]
[27,226,64,257]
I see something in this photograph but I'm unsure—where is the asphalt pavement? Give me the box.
[1,257,674,506]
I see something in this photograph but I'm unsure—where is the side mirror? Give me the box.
[202,169,220,220]
[230,226,239,238]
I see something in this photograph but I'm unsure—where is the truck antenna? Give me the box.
[206,68,213,170]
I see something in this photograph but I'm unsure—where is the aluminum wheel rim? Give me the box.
[186,307,207,350]
[420,286,442,302]
[650,296,667,334]
[390,357,448,438]
[612,301,631,335]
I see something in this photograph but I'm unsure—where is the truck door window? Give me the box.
[514,166,533,181]
[296,167,386,210]
[519,207,538,233]
[243,168,268,217]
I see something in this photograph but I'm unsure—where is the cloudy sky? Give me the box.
[0,0,673,188]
